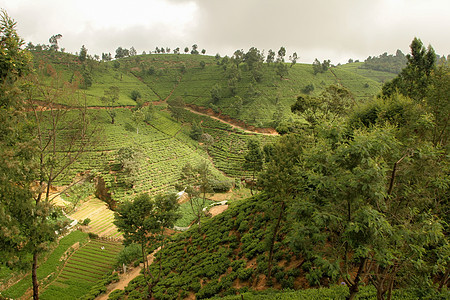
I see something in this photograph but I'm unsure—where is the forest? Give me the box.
[0,10,448,300]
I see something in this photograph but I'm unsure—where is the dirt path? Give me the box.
[209,205,229,216]
[95,248,161,300]
[184,107,278,136]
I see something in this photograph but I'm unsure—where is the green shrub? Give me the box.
[116,244,141,267]
[237,268,253,281]
[196,279,222,299]
[88,232,98,239]
[210,179,232,192]
[130,90,141,101]
[108,289,125,300]
[82,218,91,225]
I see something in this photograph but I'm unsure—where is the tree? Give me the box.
[117,146,143,187]
[312,58,331,74]
[191,44,199,55]
[0,13,95,297]
[201,49,206,55]
[232,49,244,67]
[180,161,213,230]
[101,52,112,61]
[132,108,145,134]
[200,133,214,153]
[259,134,305,280]
[303,83,315,94]
[0,9,36,294]
[244,140,264,195]
[276,61,289,79]
[114,193,180,299]
[277,46,286,62]
[101,86,119,124]
[189,121,203,141]
[115,47,129,59]
[130,89,141,102]
[129,46,137,56]
[266,49,275,64]
[25,65,97,300]
[48,34,62,51]
[382,37,436,101]
[427,65,450,146]
[78,45,87,62]
[210,83,221,104]
[244,47,264,70]
[289,52,298,67]
[167,96,185,122]
[184,46,189,54]
[143,103,154,123]
[291,84,354,126]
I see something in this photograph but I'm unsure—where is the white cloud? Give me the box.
[1,0,449,63]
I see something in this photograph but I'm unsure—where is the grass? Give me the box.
[175,198,216,227]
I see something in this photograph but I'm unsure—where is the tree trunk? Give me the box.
[346,257,367,300]
[438,264,449,291]
[267,201,285,279]
[32,252,39,300]
[147,282,153,300]
[347,283,359,300]
[141,242,147,281]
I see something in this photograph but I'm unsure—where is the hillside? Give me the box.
[30,50,393,129]
[3,38,447,300]
[27,49,394,202]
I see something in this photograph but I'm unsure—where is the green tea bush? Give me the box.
[196,279,222,299]
[209,179,232,192]
[237,268,253,281]
[108,289,125,300]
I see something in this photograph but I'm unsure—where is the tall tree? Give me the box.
[259,134,304,280]
[78,45,87,62]
[24,65,96,300]
[191,44,199,55]
[232,49,244,67]
[167,96,185,122]
[277,46,286,62]
[101,86,119,124]
[244,139,264,195]
[266,49,275,64]
[382,37,436,101]
[48,34,62,51]
[132,108,145,134]
[0,8,35,273]
[129,46,137,56]
[114,193,180,299]
[180,161,213,230]
[289,52,298,67]
[1,11,96,299]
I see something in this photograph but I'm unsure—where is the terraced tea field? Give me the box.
[57,239,122,282]
[70,198,122,238]
[40,239,122,300]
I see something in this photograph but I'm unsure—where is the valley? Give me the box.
[0,14,448,300]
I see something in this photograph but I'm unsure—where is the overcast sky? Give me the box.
[1,0,449,64]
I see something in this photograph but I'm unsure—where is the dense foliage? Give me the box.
[361,50,407,74]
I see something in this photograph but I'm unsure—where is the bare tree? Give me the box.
[24,64,97,299]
